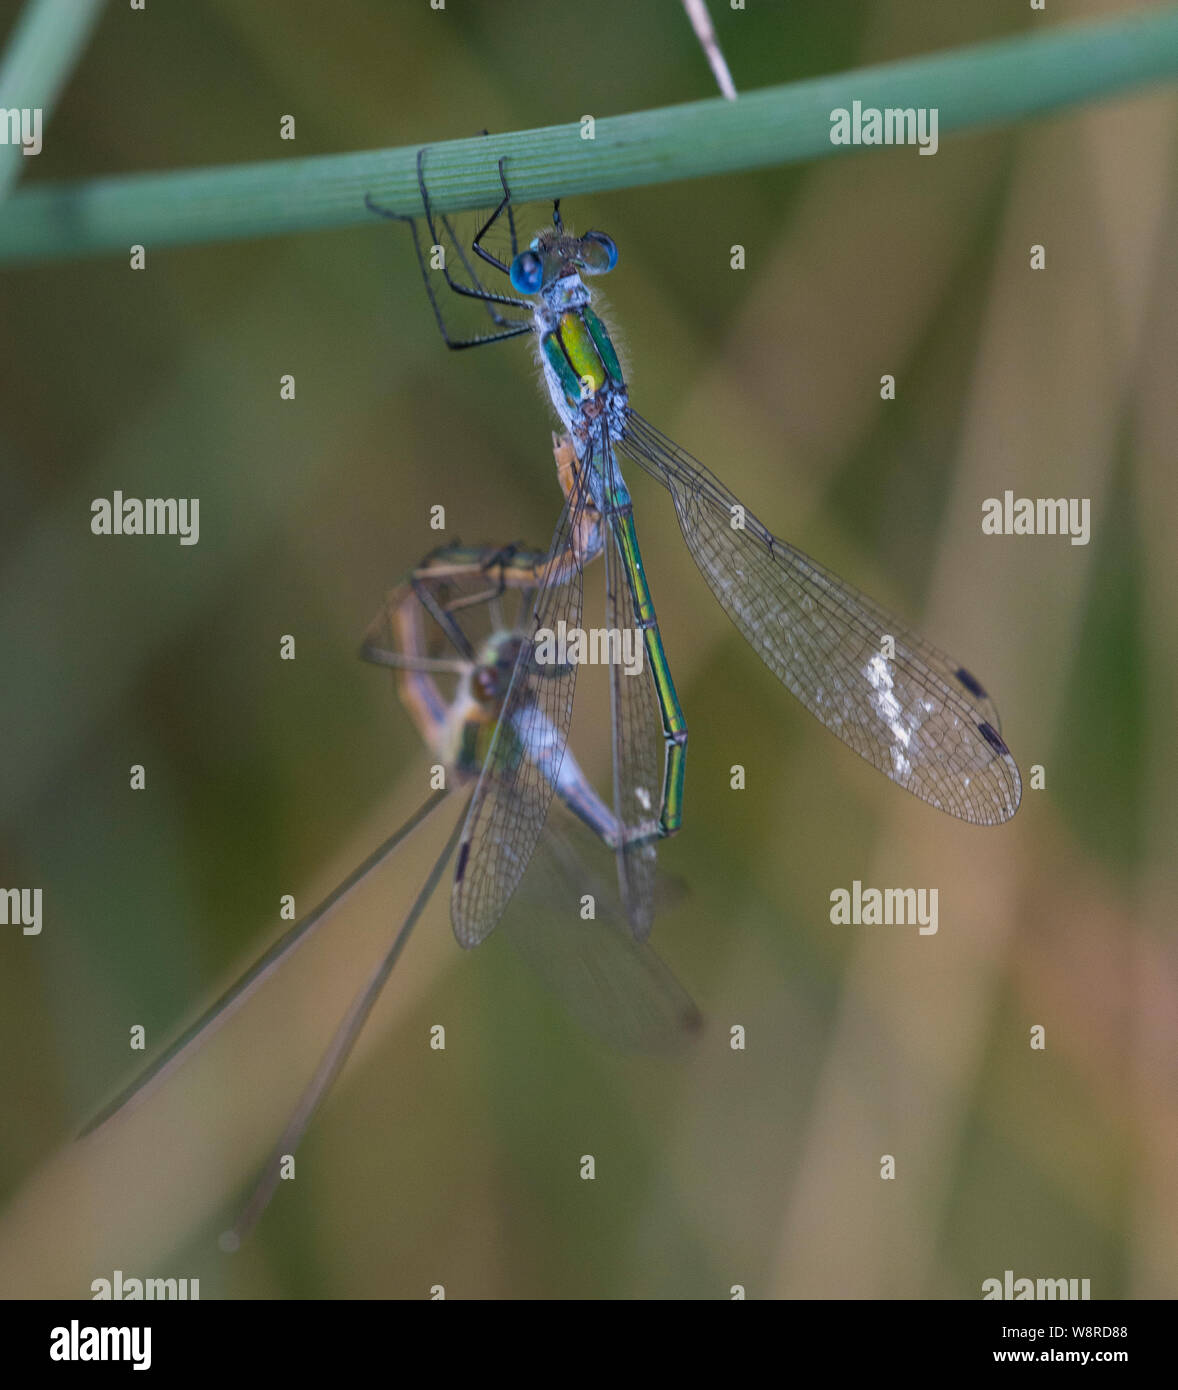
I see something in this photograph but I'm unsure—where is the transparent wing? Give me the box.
[450,489,592,947]
[499,816,702,1056]
[601,440,661,938]
[621,412,1021,825]
[222,796,468,1249]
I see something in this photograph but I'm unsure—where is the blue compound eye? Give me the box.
[509,250,544,294]
[582,231,618,273]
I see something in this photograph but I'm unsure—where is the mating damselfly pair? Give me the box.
[82,156,1021,1246]
[80,531,699,1247]
[366,153,1022,938]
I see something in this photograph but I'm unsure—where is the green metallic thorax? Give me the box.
[543,307,624,406]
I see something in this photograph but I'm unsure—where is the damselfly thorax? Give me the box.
[511,228,630,458]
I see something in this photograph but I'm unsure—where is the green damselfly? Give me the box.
[367,159,1023,948]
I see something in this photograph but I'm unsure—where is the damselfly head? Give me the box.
[472,632,523,705]
[509,229,618,295]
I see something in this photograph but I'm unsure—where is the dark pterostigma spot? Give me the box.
[978,721,1009,755]
[455,841,470,882]
[955,666,987,699]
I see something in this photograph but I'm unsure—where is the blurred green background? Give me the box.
[1,0,1175,1299]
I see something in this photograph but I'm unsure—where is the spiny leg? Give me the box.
[431,154,521,331]
[363,148,532,350]
[474,541,522,633]
[470,157,518,276]
[365,195,528,351]
[414,147,530,320]
[438,201,520,329]
[411,567,478,663]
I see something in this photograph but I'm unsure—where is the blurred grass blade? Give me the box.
[681,0,738,100]
[0,0,106,201]
[2,7,1178,262]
